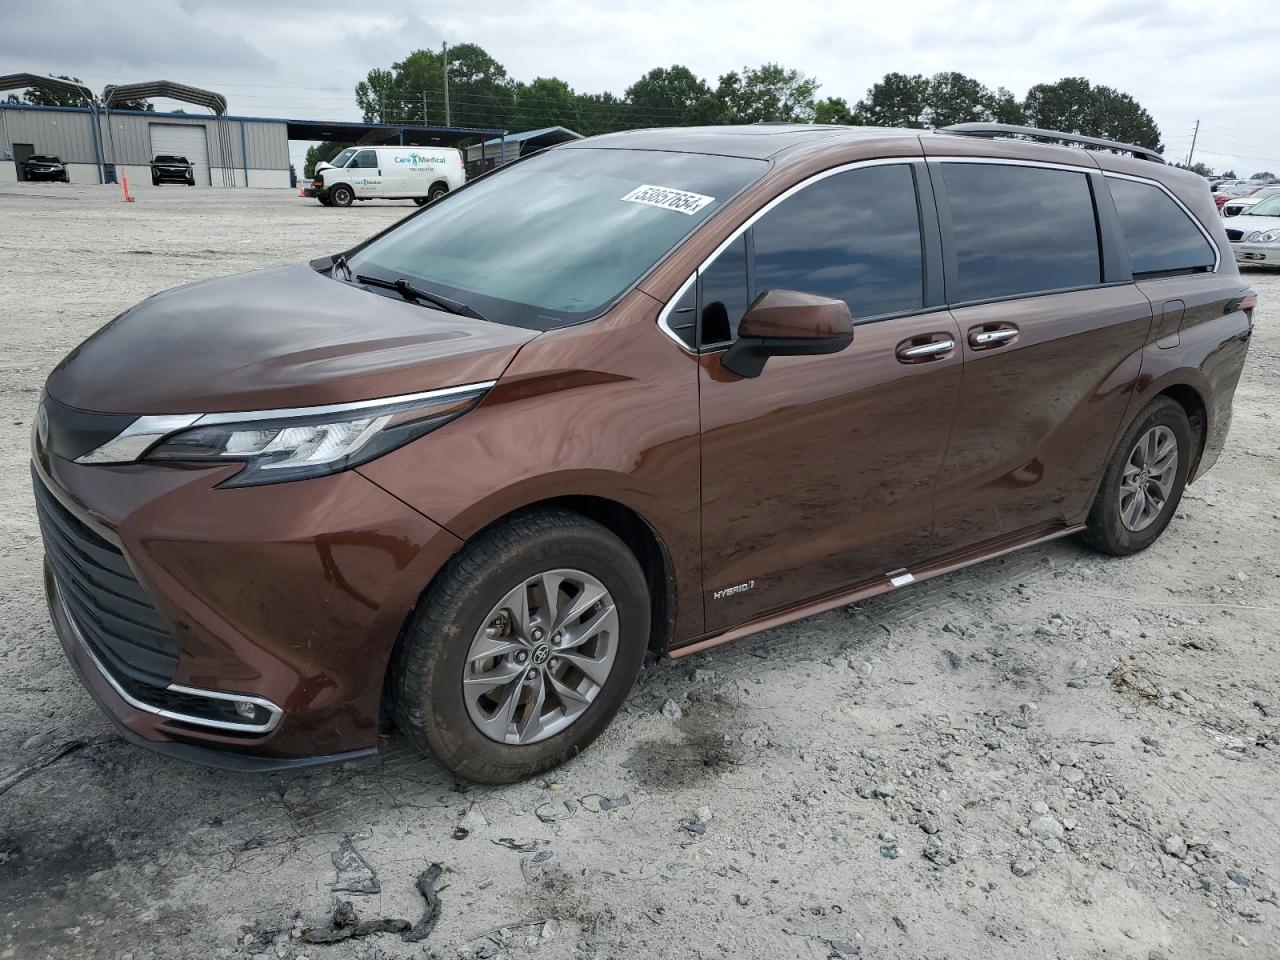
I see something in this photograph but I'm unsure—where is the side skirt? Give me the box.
[666,522,1086,660]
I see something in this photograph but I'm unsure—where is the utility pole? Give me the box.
[442,41,451,126]
[1187,119,1200,168]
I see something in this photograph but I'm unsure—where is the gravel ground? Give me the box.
[1,183,1278,960]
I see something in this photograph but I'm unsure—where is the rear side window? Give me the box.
[1107,177,1216,277]
[752,165,925,321]
[940,163,1101,302]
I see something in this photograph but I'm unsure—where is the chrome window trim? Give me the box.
[75,380,497,465]
[56,588,283,734]
[656,156,922,353]
[655,153,1221,352]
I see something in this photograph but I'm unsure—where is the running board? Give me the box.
[667,523,1085,659]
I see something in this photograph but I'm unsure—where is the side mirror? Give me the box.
[720,289,854,378]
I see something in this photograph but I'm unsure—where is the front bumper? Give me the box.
[303,186,328,200]
[1232,242,1280,267]
[33,447,462,770]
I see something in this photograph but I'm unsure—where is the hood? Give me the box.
[46,264,538,414]
[315,161,333,173]
[1224,214,1280,234]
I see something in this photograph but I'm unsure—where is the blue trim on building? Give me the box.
[0,102,289,125]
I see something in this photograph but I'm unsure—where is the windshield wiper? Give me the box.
[353,273,489,323]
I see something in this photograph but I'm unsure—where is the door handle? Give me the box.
[896,337,955,362]
[968,325,1019,349]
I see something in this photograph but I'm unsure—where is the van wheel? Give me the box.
[318,196,333,207]
[392,508,650,784]
[330,184,354,207]
[413,197,429,206]
[1081,396,1191,556]
[429,183,449,202]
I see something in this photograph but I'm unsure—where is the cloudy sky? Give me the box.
[4,0,1279,176]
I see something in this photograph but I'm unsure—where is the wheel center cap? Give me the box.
[531,643,551,666]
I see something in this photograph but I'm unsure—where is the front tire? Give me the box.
[329,183,354,207]
[1081,396,1191,556]
[392,509,650,783]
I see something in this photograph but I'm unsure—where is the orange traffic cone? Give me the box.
[121,166,135,203]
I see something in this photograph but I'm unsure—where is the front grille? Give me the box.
[33,470,179,688]
[1226,228,1244,241]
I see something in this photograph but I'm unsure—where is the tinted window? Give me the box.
[352,150,378,169]
[699,235,751,344]
[941,164,1101,301]
[348,148,766,329]
[753,165,924,321]
[1108,177,1216,276]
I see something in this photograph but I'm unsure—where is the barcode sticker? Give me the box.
[620,184,715,215]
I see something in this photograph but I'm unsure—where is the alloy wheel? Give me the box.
[1118,425,1178,533]
[462,568,618,745]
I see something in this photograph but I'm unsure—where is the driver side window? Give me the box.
[695,163,925,349]
[351,150,379,169]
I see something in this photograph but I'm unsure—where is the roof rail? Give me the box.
[940,122,1165,164]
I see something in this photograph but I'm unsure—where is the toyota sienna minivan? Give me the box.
[34,123,1255,783]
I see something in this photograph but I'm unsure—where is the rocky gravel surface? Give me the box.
[1,184,1278,959]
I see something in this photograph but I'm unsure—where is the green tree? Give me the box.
[814,96,858,125]
[1250,171,1276,180]
[1024,77,1162,151]
[925,71,989,128]
[1174,161,1215,177]
[304,141,351,178]
[854,72,930,127]
[354,44,514,128]
[1221,169,1237,178]
[983,86,1026,125]
[512,77,578,131]
[715,63,818,124]
[575,91,630,137]
[624,66,713,126]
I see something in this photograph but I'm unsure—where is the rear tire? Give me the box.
[392,508,650,784]
[1080,396,1191,556]
[413,197,429,206]
[429,183,449,202]
[330,184,354,207]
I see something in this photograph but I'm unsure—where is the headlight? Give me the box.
[1246,231,1265,242]
[78,382,491,487]
[1261,230,1280,244]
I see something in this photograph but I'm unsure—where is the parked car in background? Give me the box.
[1224,195,1280,268]
[305,146,465,207]
[22,154,69,182]
[1221,185,1280,218]
[34,123,1255,782]
[151,156,195,186]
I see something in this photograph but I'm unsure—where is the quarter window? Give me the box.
[940,163,1102,302]
[1107,177,1216,277]
[699,235,751,344]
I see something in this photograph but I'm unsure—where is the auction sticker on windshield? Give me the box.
[621,184,715,215]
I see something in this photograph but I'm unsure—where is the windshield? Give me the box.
[329,148,357,168]
[1246,196,1280,216]
[155,155,186,164]
[345,147,766,328]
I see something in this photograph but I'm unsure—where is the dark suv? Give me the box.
[34,123,1254,782]
[151,155,195,186]
[22,154,69,182]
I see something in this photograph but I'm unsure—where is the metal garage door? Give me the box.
[148,123,211,185]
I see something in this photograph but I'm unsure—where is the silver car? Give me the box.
[1223,195,1280,268]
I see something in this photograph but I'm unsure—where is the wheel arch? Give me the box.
[1155,382,1208,478]
[380,493,679,723]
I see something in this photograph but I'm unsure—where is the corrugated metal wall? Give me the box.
[0,106,288,171]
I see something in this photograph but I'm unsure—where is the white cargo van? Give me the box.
[306,146,465,207]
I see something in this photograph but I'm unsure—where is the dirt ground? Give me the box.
[1,182,1278,960]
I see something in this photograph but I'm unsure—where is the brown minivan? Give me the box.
[34,123,1255,782]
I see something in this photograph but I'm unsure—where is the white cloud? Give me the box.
[5,0,1279,174]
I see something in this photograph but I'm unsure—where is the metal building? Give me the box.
[465,126,583,172]
[0,103,291,187]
